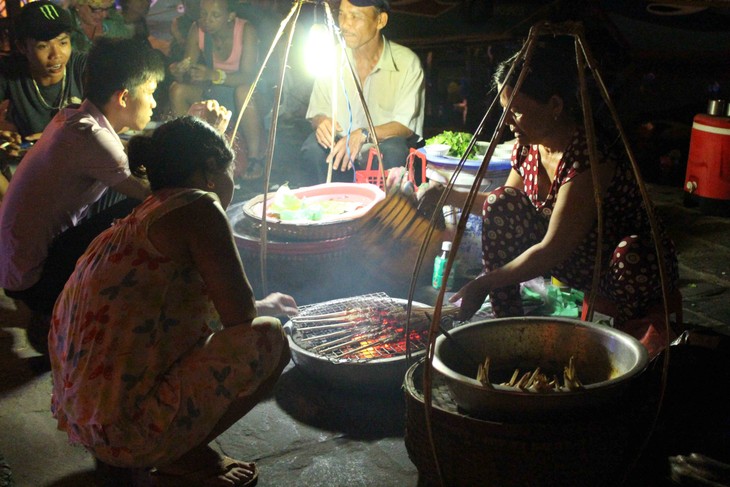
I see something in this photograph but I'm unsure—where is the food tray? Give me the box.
[239,183,385,241]
[418,142,514,171]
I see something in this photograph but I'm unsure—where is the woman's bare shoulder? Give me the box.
[148,192,229,263]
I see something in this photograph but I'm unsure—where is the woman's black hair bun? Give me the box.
[127,134,155,176]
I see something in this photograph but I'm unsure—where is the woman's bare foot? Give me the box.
[150,445,258,486]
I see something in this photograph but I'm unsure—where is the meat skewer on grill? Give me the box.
[289,293,458,362]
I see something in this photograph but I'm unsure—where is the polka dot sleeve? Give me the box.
[559,132,590,185]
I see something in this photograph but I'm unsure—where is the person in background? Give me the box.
[0,1,85,140]
[117,0,172,56]
[118,0,151,40]
[443,40,679,356]
[169,0,201,62]
[0,1,86,195]
[0,38,165,353]
[300,0,424,186]
[168,0,264,181]
[68,0,128,54]
[50,115,296,486]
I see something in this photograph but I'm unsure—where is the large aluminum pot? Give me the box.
[432,317,649,419]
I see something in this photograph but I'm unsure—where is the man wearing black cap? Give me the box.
[300,0,425,184]
[0,1,85,143]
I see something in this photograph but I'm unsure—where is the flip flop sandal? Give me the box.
[146,456,258,487]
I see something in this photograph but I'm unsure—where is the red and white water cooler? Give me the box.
[684,101,730,216]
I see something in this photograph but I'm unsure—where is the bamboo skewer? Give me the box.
[291,311,350,321]
[300,328,357,343]
[290,309,369,322]
[309,333,362,351]
[307,325,384,351]
[292,315,364,324]
[293,320,362,331]
[314,330,384,355]
[338,333,399,358]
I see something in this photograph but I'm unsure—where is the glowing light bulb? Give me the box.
[305,23,335,78]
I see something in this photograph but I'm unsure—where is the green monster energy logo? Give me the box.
[39,4,60,20]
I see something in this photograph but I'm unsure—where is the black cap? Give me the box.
[14,1,75,43]
[348,0,390,13]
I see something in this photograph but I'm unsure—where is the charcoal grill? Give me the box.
[284,292,455,390]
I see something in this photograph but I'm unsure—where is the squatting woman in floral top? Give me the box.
[49,116,297,486]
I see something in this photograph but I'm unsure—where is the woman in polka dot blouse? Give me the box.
[448,40,678,333]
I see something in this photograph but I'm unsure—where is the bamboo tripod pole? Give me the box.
[571,24,673,484]
[414,21,674,487]
[233,0,304,295]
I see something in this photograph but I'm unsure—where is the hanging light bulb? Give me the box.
[305,18,336,77]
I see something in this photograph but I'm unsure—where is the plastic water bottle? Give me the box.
[432,241,455,290]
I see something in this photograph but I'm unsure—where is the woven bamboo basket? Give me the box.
[404,359,651,487]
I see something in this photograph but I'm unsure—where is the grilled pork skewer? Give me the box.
[294,320,362,332]
[299,328,354,342]
[290,307,375,322]
[315,330,384,355]
[291,313,368,324]
[306,326,381,350]
[338,332,399,358]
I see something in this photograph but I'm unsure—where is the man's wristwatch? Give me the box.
[361,128,370,143]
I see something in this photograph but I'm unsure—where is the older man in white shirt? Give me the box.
[300,0,425,185]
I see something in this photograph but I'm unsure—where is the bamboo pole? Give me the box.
[256,2,302,295]
[414,27,540,487]
[415,21,675,486]
[326,1,337,184]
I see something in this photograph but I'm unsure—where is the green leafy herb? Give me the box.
[426,131,477,159]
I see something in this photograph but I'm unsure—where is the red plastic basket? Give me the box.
[354,147,389,188]
[355,147,427,190]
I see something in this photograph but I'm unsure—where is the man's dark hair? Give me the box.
[83,37,165,107]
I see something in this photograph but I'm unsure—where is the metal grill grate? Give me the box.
[290,293,431,363]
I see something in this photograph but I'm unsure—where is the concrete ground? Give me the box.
[1,184,729,487]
